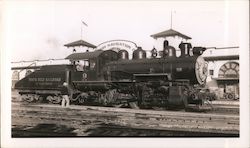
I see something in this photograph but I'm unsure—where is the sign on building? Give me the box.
[96,40,138,52]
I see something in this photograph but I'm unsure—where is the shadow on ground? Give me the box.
[12,123,239,137]
[12,123,77,137]
[84,123,239,137]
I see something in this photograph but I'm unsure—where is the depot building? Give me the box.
[203,49,239,100]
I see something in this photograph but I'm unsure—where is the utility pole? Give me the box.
[171,11,173,29]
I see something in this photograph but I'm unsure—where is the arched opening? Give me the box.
[217,62,239,99]
[12,71,20,89]
[218,62,239,78]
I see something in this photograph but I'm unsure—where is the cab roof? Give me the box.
[65,50,103,60]
[65,50,118,60]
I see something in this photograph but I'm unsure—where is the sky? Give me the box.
[2,1,246,62]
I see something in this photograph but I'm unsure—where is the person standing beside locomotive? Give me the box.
[61,82,70,107]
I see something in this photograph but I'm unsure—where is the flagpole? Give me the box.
[81,22,83,40]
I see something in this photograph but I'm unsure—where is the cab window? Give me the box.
[75,60,96,71]
[90,60,96,69]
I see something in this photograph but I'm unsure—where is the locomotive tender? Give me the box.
[15,40,211,110]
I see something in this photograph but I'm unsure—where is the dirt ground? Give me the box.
[12,102,239,137]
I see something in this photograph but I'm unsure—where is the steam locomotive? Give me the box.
[15,40,212,110]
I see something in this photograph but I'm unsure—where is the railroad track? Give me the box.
[12,102,239,137]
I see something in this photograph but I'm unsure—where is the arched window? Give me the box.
[12,71,19,80]
[218,62,239,78]
[12,71,19,89]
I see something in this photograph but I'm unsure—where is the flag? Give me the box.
[81,20,88,27]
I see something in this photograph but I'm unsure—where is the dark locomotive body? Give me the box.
[106,56,204,84]
[15,41,211,110]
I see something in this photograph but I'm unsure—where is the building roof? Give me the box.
[64,39,97,48]
[65,50,103,60]
[213,77,239,81]
[150,29,192,39]
[204,55,239,61]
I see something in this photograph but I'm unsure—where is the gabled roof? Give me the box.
[64,39,97,48]
[151,29,191,39]
[65,50,103,60]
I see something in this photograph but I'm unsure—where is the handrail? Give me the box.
[11,58,66,64]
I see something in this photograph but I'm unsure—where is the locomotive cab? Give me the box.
[66,50,118,81]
